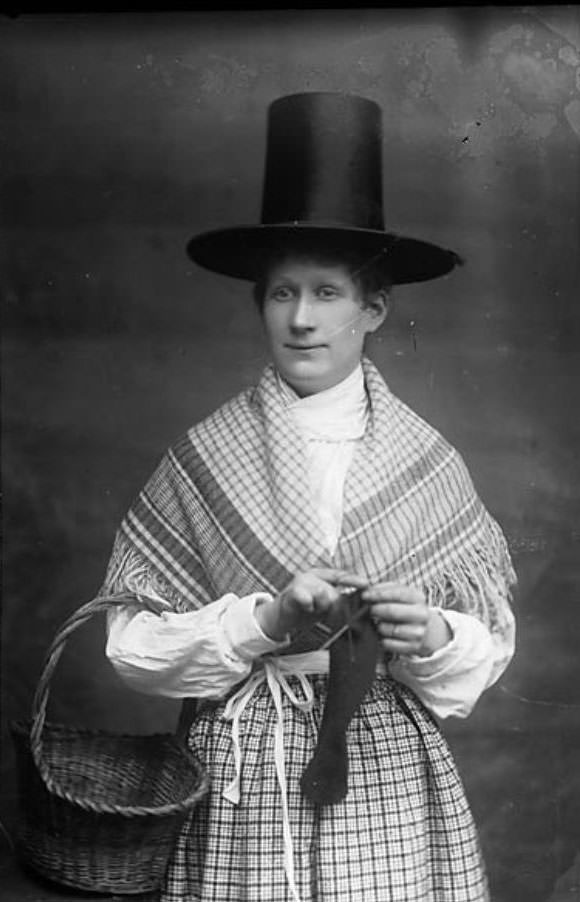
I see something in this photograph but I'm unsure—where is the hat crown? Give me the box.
[186,91,462,284]
[261,92,385,231]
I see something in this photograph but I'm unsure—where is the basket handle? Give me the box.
[29,592,184,789]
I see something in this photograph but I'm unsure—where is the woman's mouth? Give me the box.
[285,343,326,351]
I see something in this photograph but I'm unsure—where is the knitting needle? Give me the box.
[319,603,370,651]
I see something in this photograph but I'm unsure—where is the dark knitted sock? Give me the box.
[301,593,380,804]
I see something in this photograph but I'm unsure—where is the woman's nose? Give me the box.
[289,295,315,330]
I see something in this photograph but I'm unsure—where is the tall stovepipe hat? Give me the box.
[187,92,463,284]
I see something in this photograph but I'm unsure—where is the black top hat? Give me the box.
[187,92,463,284]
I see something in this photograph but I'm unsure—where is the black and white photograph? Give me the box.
[1,8,580,902]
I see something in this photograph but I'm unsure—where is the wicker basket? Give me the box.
[10,594,209,895]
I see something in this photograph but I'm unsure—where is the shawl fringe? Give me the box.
[102,534,194,613]
[423,516,516,638]
[101,359,516,647]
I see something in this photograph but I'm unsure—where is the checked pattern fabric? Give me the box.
[100,357,515,901]
[162,675,490,902]
[104,356,515,649]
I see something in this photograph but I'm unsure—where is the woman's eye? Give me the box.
[269,286,293,301]
[318,286,339,299]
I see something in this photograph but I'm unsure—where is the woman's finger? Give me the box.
[362,583,424,605]
[311,569,368,589]
[370,601,429,625]
[289,585,316,611]
[310,579,337,602]
[375,620,425,642]
[379,636,424,655]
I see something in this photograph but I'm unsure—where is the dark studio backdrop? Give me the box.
[1,7,580,901]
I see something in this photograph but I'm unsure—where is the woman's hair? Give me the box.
[252,238,393,311]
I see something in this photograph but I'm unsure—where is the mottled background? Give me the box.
[1,8,580,901]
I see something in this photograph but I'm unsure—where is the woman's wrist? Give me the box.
[417,609,453,657]
[254,595,293,642]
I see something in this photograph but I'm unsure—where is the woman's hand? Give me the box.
[256,569,368,642]
[362,583,452,657]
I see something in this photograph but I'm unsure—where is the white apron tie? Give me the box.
[222,652,329,902]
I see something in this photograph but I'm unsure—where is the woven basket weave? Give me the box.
[10,594,209,895]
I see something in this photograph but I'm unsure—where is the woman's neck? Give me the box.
[277,363,367,441]
[277,362,365,405]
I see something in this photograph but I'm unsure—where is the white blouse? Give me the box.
[106,364,515,719]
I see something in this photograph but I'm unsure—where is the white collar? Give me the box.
[277,364,368,441]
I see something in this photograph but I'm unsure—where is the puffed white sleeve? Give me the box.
[106,593,288,699]
[389,600,516,719]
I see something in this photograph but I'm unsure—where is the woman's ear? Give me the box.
[363,289,391,333]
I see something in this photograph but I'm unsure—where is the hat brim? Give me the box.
[186,223,463,285]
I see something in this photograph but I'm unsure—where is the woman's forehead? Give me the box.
[265,255,353,282]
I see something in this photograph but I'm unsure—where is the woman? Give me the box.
[103,93,516,901]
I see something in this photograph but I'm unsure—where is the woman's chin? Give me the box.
[277,362,348,397]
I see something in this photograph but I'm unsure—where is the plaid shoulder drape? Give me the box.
[103,357,515,642]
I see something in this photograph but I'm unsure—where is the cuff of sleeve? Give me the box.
[390,609,495,719]
[221,593,289,660]
[398,609,476,677]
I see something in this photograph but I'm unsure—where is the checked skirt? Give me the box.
[161,674,489,902]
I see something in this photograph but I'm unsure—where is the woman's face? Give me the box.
[261,257,387,396]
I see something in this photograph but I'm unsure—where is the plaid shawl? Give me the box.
[103,357,515,649]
